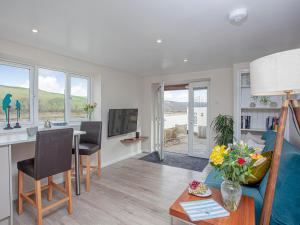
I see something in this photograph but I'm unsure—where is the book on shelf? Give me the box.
[241,116,251,129]
[266,116,279,131]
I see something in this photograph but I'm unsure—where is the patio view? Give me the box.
[164,87,208,156]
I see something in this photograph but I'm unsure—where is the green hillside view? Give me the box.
[0,85,86,121]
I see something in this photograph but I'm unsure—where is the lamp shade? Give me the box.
[250,48,300,96]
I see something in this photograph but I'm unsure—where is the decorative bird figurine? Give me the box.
[15,100,22,128]
[2,93,13,129]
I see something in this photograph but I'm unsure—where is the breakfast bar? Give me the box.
[0,129,85,225]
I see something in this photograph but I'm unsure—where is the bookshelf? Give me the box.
[234,70,283,140]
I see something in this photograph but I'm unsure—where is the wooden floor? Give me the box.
[14,154,211,225]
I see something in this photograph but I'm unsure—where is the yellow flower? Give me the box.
[210,145,228,165]
[250,153,263,160]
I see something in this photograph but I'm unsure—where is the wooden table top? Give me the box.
[169,187,255,225]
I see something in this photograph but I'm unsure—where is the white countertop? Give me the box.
[0,128,85,146]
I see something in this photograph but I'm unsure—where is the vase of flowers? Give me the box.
[83,103,97,120]
[210,142,260,211]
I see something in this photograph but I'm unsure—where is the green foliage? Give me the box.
[211,114,234,145]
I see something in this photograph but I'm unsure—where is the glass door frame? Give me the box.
[153,81,165,160]
[188,81,210,158]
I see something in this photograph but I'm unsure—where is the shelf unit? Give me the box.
[234,70,283,140]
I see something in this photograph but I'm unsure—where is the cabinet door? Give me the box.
[0,147,10,220]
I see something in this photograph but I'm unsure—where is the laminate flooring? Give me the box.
[14,154,211,225]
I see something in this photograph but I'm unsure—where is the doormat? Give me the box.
[139,151,209,172]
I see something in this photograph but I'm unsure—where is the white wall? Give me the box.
[141,68,234,153]
[0,39,143,198]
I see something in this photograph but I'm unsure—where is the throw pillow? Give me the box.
[243,151,273,185]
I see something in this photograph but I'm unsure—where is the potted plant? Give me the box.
[210,142,261,211]
[83,103,97,120]
[211,114,234,145]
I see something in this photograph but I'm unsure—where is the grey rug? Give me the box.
[139,151,209,172]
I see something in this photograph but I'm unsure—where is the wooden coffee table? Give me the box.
[169,187,255,225]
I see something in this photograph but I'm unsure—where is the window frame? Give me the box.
[0,60,35,126]
[68,74,91,123]
[36,67,91,124]
[37,67,67,123]
[0,59,92,128]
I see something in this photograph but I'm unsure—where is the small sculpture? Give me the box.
[14,100,22,128]
[2,93,13,130]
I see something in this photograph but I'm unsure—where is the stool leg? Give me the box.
[65,170,73,214]
[80,155,83,176]
[47,176,53,201]
[97,151,101,177]
[17,171,24,215]
[35,180,43,225]
[86,156,91,192]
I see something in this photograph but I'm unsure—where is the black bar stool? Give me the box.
[75,121,102,192]
[17,128,74,225]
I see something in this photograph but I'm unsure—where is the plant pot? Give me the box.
[221,180,242,211]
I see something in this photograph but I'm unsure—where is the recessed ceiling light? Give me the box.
[32,28,38,33]
[228,8,248,25]
[156,39,162,44]
[183,58,188,62]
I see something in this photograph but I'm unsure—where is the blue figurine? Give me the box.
[14,100,22,128]
[2,93,13,130]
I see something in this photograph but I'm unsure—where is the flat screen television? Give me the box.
[108,109,138,137]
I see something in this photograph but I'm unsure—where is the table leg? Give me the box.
[170,216,173,225]
[74,135,81,195]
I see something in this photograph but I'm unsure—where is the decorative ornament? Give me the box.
[2,93,13,130]
[14,100,22,128]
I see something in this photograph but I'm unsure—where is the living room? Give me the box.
[0,1,299,225]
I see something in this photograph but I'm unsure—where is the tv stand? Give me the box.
[120,137,148,144]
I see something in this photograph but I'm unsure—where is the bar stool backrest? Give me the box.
[80,121,102,148]
[34,128,73,180]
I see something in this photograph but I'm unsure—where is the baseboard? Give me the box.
[102,151,141,168]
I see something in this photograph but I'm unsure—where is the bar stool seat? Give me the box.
[72,143,100,155]
[17,158,35,178]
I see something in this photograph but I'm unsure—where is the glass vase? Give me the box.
[221,180,242,211]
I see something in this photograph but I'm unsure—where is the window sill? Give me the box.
[0,122,81,136]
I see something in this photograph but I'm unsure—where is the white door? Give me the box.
[154,81,165,160]
[188,82,210,158]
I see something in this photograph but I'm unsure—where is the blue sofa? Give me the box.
[205,131,300,225]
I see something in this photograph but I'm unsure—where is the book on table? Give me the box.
[180,199,229,222]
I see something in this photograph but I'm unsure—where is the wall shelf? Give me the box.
[120,136,148,144]
[234,70,283,140]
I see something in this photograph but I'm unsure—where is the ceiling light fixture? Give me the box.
[32,28,38,33]
[183,58,188,62]
[228,8,248,25]
[156,39,162,44]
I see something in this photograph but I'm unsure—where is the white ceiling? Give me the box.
[0,0,300,76]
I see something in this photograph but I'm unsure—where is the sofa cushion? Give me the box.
[205,169,263,225]
[244,151,272,185]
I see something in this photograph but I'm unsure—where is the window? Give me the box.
[70,76,89,120]
[0,63,32,123]
[0,60,91,127]
[38,68,66,121]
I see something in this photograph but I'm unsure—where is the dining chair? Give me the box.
[17,128,73,225]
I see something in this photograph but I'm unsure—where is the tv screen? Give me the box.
[108,109,138,137]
